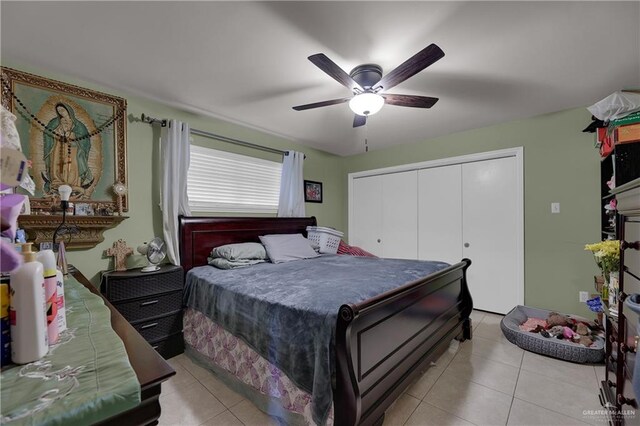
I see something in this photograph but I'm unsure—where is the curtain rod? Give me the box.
[140,113,297,157]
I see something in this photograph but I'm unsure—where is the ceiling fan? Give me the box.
[293,44,444,127]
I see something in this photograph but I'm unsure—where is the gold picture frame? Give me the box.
[1,67,128,211]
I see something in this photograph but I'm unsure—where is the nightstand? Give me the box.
[100,264,184,359]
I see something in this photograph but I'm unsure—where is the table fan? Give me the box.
[137,237,166,273]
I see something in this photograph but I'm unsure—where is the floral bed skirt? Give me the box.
[183,308,334,425]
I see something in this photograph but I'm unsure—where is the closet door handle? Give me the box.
[464,243,470,248]
[377,239,381,243]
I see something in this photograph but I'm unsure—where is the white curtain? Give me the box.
[277,151,305,217]
[160,120,192,265]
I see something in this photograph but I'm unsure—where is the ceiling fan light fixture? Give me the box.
[349,93,384,116]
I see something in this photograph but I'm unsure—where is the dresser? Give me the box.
[101,265,184,359]
[76,267,175,425]
[601,177,640,425]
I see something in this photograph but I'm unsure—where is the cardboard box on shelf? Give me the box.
[615,122,640,144]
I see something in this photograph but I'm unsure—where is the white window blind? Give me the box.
[187,145,282,213]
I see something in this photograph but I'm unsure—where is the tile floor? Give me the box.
[158,311,606,426]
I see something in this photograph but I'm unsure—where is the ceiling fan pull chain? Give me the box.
[364,123,369,153]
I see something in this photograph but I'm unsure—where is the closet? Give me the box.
[349,149,523,314]
[351,171,418,259]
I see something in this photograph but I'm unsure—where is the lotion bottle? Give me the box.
[55,268,66,333]
[10,243,48,364]
[37,249,59,345]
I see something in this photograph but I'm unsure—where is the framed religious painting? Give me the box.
[1,67,128,212]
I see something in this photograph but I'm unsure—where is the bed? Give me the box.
[179,216,473,426]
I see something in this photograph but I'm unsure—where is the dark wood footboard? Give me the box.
[334,259,473,426]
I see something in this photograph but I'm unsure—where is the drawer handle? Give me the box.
[621,343,635,354]
[617,394,636,406]
[152,345,159,350]
[622,240,640,251]
[140,322,158,330]
[140,300,159,307]
[619,292,628,302]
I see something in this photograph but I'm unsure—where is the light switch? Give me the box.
[551,202,560,214]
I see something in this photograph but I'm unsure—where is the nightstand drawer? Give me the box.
[114,291,183,323]
[150,333,184,359]
[105,268,184,302]
[134,313,183,342]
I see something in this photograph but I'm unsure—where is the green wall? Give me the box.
[5,60,603,316]
[3,61,344,286]
[340,107,601,315]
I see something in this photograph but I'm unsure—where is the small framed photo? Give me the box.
[304,180,323,203]
[75,203,95,216]
[39,242,53,251]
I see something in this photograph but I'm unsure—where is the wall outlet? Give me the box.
[579,291,589,302]
[551,202,560,214]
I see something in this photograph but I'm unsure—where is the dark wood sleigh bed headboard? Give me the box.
[178,216,317,272]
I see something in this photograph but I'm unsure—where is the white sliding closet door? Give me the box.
[462,157,519,314]
[381,171,418,259]
[418,165,462,264]
[351,171,418,258]
[351,175,383,257]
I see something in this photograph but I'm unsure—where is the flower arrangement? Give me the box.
[585,240,620,280]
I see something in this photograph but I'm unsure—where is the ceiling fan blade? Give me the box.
[373,44,445,92]
[353,114,367,128]
[308,54,363,93]
[292,97,351,111]
[382,94,439,108]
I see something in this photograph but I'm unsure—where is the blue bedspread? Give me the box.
[184,255,449,425]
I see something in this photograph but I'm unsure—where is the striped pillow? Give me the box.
[337,240,377,258]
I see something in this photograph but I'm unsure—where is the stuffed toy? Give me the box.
[576,323,590,336]
[0,194,26,273]
[1,105,34,194]
[547,312,569,327]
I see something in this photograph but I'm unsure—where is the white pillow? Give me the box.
[258,234,320,264]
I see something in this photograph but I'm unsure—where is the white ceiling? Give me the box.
[2,1,639,156]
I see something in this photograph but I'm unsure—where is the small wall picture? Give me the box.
[39,242,53,251]
[304,180,323,203]
[75,203,94,216]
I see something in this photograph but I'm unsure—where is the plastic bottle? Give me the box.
[10,243,48,364]
[37,249,59,345]
[0,281,11,366]
[56,269,66,333]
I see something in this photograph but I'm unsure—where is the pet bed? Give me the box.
[501,305,604,363]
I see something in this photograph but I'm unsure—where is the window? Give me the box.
[187,145,282,213]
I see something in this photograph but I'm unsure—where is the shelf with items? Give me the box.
[18,214,128,250]
[598,177,640,424]
[593,106,640,424]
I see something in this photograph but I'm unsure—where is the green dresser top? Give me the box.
[1,275,141,425]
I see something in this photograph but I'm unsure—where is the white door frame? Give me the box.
[348,147,525,307]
